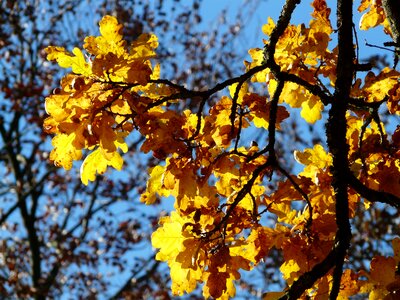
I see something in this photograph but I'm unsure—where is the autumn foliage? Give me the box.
[44,0,400,299]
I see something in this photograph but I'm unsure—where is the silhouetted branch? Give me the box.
[280,0,354,298]
[348,173,400,209]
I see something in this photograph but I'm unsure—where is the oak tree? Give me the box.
[5,0,400,299]
[45,0,400,298]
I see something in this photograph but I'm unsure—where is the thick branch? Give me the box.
[264,0,301,69]
[279,248,338,299]
[280,0,354,298]
[327,0,354,298]
[382,0,400,46]
[348,173,400,209]
[326,0,354,298]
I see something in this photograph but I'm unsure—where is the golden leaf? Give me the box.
[363,68,400,102]
[152,211,185,260]
[280,259,301,284]
[49,133,83,170]
[152,211,203,296]
[84,15,126,57]
[229,82,248,105]
[294,144,332,170]
[359,4,385,30]
[300,95,324,124]
[262,17,275,37]
[80,147,124,185]
[141,165,169,204]
[45,46,92,76]
[130,33,159,59]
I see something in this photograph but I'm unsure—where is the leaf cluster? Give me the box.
[43,0,400,299]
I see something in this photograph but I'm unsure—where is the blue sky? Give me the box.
[199,0,390,61]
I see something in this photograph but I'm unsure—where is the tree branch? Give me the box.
[348,173,400,209]
[382,0,400,67]
[279,0,355,298]
[327,0,354,296]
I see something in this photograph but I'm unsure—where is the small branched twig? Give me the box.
[365,40,396,53]
[246,80,284,162]
[249,192,259,221]
[370,109,389,146]
[146,64,270,110]
[358,113,372,173]
[230,80,246,136]
[205,159,272,238]
[275,164,313,230]
[234,107,245,152]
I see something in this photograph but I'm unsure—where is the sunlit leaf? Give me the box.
[45,46,92,76]
[80,147,124,185]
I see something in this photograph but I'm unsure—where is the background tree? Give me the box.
[0,0,270,298]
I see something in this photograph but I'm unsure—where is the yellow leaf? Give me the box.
[294,144,332,182]
[209,96,233,148]
[152,211,204,296]
[230,226,277,263]
[91,52,152,84]
[300,95,323,123]
[270,202,297,224]
[245,48,268,82]
[80,148,124,185]
[84,15,126,57]
[310,0,333,36]
[242,93,289,129]
[50,133,83,170]
[358,0,372,12]
[141,165,169,204]
[169,259,202,296]
[364,68,400,102]
[130,33,159,59]
[280,259,301,283]
[359,4,385,30]
[262,17,275,36]
[152,211,185,261]
[294,144,332,170]
[229,82,248,104]
[44,93,71,123]
[45,46,92,76]
[92,114,117,158]
[281,82,308,108]
[114,133,128,153]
